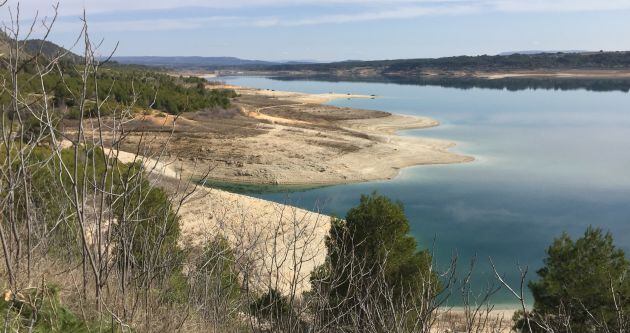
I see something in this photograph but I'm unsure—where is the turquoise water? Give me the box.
[221,76,630,305]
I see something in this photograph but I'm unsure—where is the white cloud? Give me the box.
[3,0,630,33]
[261,4,478,26]
[53,16,240,33]
[7,0,630,18]
[489,0,630,12]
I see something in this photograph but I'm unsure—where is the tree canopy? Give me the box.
[312,193,437,329]
[525,227,630,331]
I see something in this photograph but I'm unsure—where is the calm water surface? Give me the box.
[220,76,630,305]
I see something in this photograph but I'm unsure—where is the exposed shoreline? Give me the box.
[216,68,630,81]
[133,83,473,187]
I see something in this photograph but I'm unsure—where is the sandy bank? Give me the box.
[236,85,374,104]
[106,148,329,294]
[113,84,472,186]
[478,69,630,79]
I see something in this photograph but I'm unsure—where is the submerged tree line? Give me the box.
[1,5,630,333]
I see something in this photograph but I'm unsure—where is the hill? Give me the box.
[20,39,83,63]
[0,30,12,56]
[498,50,590,56]
[256,51,630,79]
[0,31,83,63]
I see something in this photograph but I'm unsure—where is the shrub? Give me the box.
[520,227,630,331]
[312,193,438,329]
[0,284,113,332]
[250,289,296,326]
[113,162,183,280]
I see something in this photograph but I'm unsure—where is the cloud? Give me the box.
[263,4,478,27]
[41,4,476,32]
[488,0,630,12]
[2,0,452,17]
[3,0,630,33]
[53,16,240,33]
[7,0,630,18]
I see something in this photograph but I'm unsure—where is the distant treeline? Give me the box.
[270,75,630,93]
[266,51,630,73]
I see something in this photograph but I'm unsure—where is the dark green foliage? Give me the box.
[194,237,241,302]
[2,144,183,283]
[0,284,114,332]
[522,227,630,331]
[0,64,235,116]
[312,193,437,328]
[269,51,630,73]
[1,147,84,257]
[112,162,184,280]
[322,193,436,295]
[250,289,296,325]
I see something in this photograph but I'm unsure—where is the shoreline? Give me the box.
[171,83,474,186]
[103,147,330,294]
[216,69,630,81]
[88,81,473,187]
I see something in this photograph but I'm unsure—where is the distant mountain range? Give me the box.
[109,56,318,69]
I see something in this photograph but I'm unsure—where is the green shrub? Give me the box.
[520,227,630,332]
[250,289,295,324]
[194,237,241,303]
[312,193,438,329]
[316,192,437,296]
[113,162,183,280]
[0,284,114,332]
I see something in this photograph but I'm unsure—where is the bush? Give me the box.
[190,237,241,308]
[521,227,630,331]
[250,289,296,326]
[312,193,438,328]
[113,162,183,280]
[0,284,113,332]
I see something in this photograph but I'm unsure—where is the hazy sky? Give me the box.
[3,0,630,61]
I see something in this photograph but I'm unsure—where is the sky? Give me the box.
[2,0,630,61]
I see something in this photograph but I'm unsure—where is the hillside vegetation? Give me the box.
[1,32,235,116]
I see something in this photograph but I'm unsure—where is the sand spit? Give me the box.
[237,85,374,104]
[113,84,472,186]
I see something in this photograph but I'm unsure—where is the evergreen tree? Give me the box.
[523,227,630,331]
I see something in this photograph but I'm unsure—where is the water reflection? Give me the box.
[271,75,630,93]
